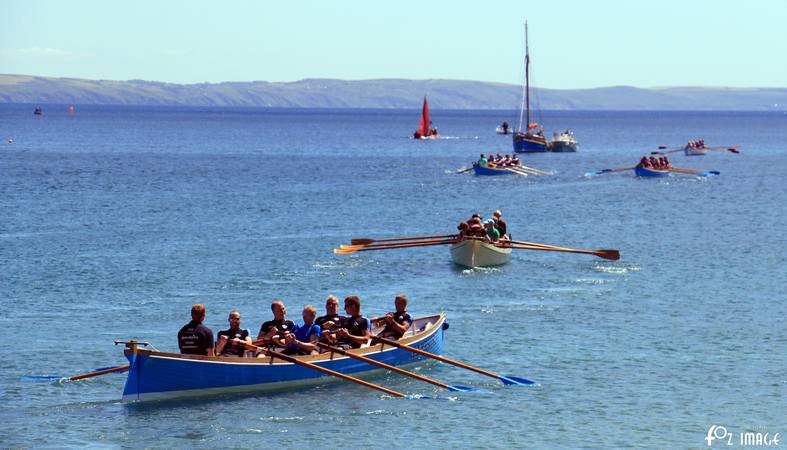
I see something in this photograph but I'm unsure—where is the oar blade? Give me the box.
[596,249,621,261]
[698,171,720,177]
[447,385,474,392]
[498,375,537,386]
[333,248,358,255]
[22,375,66,382]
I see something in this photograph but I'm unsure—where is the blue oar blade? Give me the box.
[22,375,66,382]
[498,375,537,386]
[446,385,474,392]
[698,171,720,177]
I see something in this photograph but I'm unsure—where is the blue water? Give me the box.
[1,105,785,448]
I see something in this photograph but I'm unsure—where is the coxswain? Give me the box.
[373,294,413,340]
[216,310,252,357]
[492,210,507,238]
[178,304,215,356]
[478,153,488,167]
[639,156,650,168]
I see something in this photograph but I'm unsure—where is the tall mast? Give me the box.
[525,21,530,131]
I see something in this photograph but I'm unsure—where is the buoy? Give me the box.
[7,138,13,144]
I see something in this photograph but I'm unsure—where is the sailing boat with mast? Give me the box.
[413,95,439,139]
[513,23,547,153]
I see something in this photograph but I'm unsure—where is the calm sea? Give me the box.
[1,105,785,449]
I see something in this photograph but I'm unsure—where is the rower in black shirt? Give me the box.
[256,300,295,348]
[315,295,346,329]
[373,294,413,340]
[335,295,370,349]
[216,310,252,357]
[178,303,215,356]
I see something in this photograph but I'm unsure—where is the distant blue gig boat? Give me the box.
[120,314,447,402]
[473,164,516,176]
[634,166,670,177]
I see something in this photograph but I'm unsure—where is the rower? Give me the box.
[639,156,649,168]
[373,294,413,340]
[283,305,321,355]
[178,304,215,356]
[483,219,500,243]
[511,155,520,166]
[315,295,345,330]
[256,300,295,350]
[334,296,370,349]
[477,153,488,167]
[503,154,512,166]
[216,310,252,357]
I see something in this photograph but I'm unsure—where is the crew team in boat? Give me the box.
[477,153,520,168]
[687,139,705,149]
[456,210,508,243]
[638,156,671,170]
[177,295,414,358]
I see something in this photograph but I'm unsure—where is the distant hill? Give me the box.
[1,74,785,110]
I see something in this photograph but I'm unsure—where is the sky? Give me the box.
[1,0,786,89]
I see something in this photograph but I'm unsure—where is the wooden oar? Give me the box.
[316,342,471,392]
[506,243,620,260]
[505,165,543,176]
[371,336,535,386]
[457,167,475,174]
[518,164,551,176]
[341,238,455,250]
[501,167,528,176]
[586,166,636,176]
[351,234,456,246]
[335,240,456,255]
[243,342,406,397]
[669,167,720,176]
[68,365,130,381]
[25,365,131,382]
[508,239,618,256]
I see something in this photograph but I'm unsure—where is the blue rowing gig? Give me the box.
[473,164,518,176]
[119,314,447,402]
[634,166,670,178]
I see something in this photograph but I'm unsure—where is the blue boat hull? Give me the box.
[122,315,446,402]
[634,166,670,177]
[473,164,516,176]
[513,133,548,153]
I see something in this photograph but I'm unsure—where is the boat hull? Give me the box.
[513,133,548,153]
[548,141,578,152]
[450,239,512,268]
[634,166,670,177]
[121,315,446,402]
[472,164,517,176]
[684,145,707,156]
